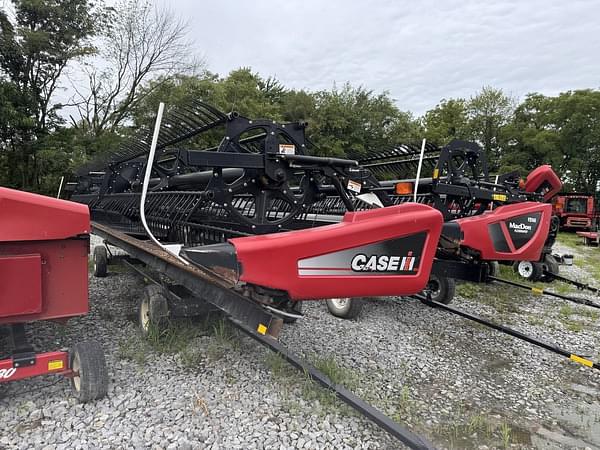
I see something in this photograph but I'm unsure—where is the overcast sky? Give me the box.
[164,0,599,115]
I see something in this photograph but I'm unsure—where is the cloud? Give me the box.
[169,0,600,115]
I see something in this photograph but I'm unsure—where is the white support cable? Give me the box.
[56,176,64,199]
[140,102,189,264]
[413,138,427,202]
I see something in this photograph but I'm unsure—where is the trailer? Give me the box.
[90,220,436,450]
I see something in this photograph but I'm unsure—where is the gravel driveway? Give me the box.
[1,236,599,449]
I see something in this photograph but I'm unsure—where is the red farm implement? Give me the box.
[0,187,107,402]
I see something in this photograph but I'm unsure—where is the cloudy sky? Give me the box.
[166,0,599,115]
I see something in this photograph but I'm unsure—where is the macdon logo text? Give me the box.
[351,252,417,272]
[508,222,532,233]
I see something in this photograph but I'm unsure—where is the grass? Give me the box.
[556,231,582,248]
[455,282,481,299]
[264,351,361,417]
[117,313,242,369]
[500,423,512,449]
[433,414,517,449]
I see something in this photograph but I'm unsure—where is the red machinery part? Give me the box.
[0,187,90,322]
[456,202,552,261]
[0,351,71,383]
[230,203,443,300]
[524,165,562,202]
[0,187,89,241]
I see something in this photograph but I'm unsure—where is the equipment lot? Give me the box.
[1,235,599,449]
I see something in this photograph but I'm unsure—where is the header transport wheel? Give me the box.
[513,260,543,281]
[138,285,170,336]
[69,341,108,403]
[425,274,455,304]
[93,246,108,278]
[326,297,364,319]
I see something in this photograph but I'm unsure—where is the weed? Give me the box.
[526,315,545,327]
[145,320,197,354]
[180,345,203,369]
[456,282,481,299]
[564,320,584,332]
[559,304,574,317]
[500,422,512,448]
[313,356,359,390]
[265,352,294,378]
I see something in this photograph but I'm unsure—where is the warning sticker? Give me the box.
[347,179,362,194]
[48,360,64,371]
[278,144,296,155]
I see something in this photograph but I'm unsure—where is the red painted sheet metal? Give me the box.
[456,202,552,261]
[524,165,562,201]
[0,187,89,241]
[0,254,42,317]
[230,203,443,300]
[0,239,88,323]
[0,351,70,383]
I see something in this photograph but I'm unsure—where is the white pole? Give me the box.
[56,176,64,199]
[139,102,188,264]
[413,138,426,202]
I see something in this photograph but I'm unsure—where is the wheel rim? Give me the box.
[329,298,349,309]
[518,261,533,278]
[93,258,97,274]
[140,297,150,332]
[427,276,442,297]
[72,352,81,392]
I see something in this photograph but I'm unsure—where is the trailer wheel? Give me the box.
[425,275,456,304]
[513,261,543,281]
[326,297,363,319]
[93,246,108,278]
[69,341,108,403]
[541,254,559,282]
[139,285,170,336]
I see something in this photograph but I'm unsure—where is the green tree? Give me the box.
[468,86,515,170]
[0,0,100,191]
[308,83,420,157]
[503,90,600,191]
[422,98,469,145]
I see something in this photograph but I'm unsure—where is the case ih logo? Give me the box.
[351,252,417,272]
[0,368,17,380]
[297,233,426,277]
[508,222,533,233]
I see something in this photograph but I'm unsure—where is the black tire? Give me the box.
[93,246,108,278]
[326,297,364,319]
[487,261,500,278]
[283,301,303,324]
[425,275,456,304]
[541,254,559,282]
[138,285,170,336]
[69,341,108,403]
[513,261,544,281]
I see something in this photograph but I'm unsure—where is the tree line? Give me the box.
[1,0,599,195]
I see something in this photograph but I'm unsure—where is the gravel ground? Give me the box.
[1,235,599,449]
